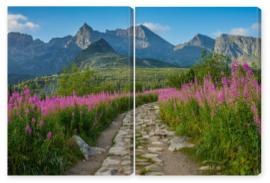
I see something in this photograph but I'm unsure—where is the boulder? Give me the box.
[71,135,105,160]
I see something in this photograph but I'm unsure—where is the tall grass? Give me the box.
[157,62,260,175]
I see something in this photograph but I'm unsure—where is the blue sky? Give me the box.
[8,7,133,42]
[136,7,261,44]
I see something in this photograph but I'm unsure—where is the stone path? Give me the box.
[95,110,133,175]
[66,110,133,175]
[135,102,199,175]
[68,102,202,175]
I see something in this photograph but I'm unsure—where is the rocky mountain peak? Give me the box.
[75,23,94,49]
[135,25,148,39]
[192,33,209,41]
[135,25,154,37]
[188,33,215,51]
[214,33,260,63]
[174,34,215,52]
[135,24,174,51]
[80,23,93,32]
[137,24,150,30]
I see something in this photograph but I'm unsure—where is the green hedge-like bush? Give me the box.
[136,94,158,107]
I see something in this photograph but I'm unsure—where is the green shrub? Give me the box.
[168,53,231,88]
[136,94,158,107]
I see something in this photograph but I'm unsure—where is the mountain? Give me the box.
[172,34,215,67]
[73,38,176,69]
[8,23,175,83]
[174,34,215,51]
[75,23,94,49]
[214,34,260,65]
[8,23,261,84]
[8,32,80,78]
[8,23,133,83]
[74,23,132,55]
[135,25,174,61]
[134,26,217,66]
[73,39,132,69]
[134,26,260,67]
[77,38,115,55]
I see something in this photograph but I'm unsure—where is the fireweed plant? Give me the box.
[152,62,260,175]
[8,88,157,175]
[7,61,260,175]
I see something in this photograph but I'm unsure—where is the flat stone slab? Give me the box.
[102,158,120,167]
[95,168,118,175]
[199,165,222,171]
[143,153,159,159]
[148,147,163,153]
[151,141,163,146]
[109,146,128,156]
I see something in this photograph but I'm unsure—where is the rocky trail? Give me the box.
[135,102,200,175]
[66,110,133,175]
[66,102,202,176]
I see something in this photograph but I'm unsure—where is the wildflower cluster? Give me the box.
[152,62,261,175]
[147,62,260,128]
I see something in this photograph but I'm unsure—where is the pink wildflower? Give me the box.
[47,131,53,140]
[31,117,36,125]
[217,91,225,103]
[25,108,30,114]
[231,61,239,73]
[23,88,31,97]
[25,124,32,135]
[243,63,253,76]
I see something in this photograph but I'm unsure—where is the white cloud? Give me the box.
[251,22,260,31]
[142,22,170,34]
[229,28,249,36]
[8,14,39,32]
[214,22,261,38]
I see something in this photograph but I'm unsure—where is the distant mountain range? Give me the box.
[8,23,261,84]
[135,25,260,67]
[8,23,133,78]
[73,38,176,69]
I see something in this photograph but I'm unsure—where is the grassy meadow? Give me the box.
[135,67,187,91]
